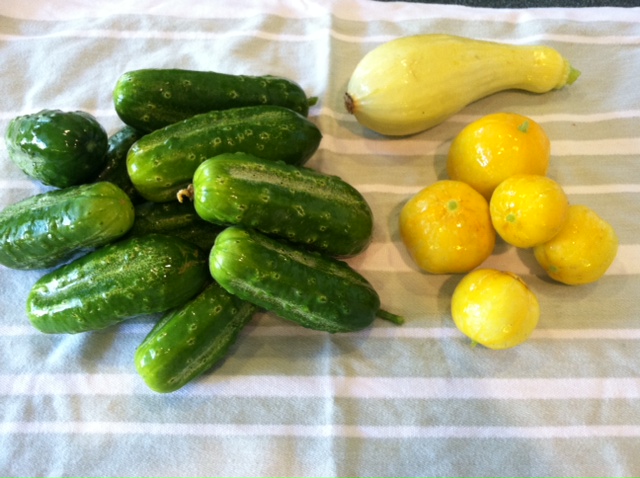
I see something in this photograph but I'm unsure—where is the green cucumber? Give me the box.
[27,234,209,334]
[114,68,315,133]
[128,200,223,251]
[126,105,322,202]
[209,226,404,333]
[182,153,373,257]
[94,125,144,203]
[5,109,108,188]
[0,182,135,270]
[135,281,257,393]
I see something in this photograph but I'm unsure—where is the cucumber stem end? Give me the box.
[376,309,404,326]
[176,184,194,203]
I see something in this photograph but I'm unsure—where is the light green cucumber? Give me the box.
[126,105,322,202]
[135,281,257,393]
[183,153,373,257]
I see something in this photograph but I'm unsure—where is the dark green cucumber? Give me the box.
[27,234,209,334]
[128,200,223,251]
[5,109,108,188]
[209,226,403,333]
[135,281,257,393]
[0,182,135,270]
[114,68,315,133]
[126,105,322,202]
[184,153,373,257]
[94,125,144,203]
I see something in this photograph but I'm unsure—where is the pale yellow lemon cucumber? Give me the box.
[344,34,581,136]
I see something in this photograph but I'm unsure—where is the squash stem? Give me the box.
[567,66,581,85]
[307,96,319,107]
[376,309,404,325]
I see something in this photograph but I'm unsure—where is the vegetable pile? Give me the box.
[342,34,616,350]
[1,69,403,393]
[1,33,620,390]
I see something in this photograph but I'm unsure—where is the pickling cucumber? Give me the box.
[127,200,223,251]
[209,226,403,333]
[114,68,315,133]
[94,125,144,203]
[0,182,135,270]
[5,109,109,188]
[126,105,322,202]
[181,153,373,257]
[27,234,209,334]
[135,281,257,393]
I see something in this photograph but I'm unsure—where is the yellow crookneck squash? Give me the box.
[344,34,580,136]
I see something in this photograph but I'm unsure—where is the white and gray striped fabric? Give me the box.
[1,1,640,476]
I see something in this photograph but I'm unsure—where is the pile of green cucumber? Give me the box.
[1,68,403,393]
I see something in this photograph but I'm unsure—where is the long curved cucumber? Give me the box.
[114,68,315,132]
[126,105,322,202]
[209,226,403,333]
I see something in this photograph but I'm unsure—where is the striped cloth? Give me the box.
[1,1,640,476]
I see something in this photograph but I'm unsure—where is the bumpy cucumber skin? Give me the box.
[0,182,135,270]
[209,226,381,333]
[192,153,373,257]
[135,281,257,393]
[94,125,144,204]
[5,109,108,188]
[27,234,209,334]
[127,200,223,251]
[114,68,312,133]
[126,105,322,202]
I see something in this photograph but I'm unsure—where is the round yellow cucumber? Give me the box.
[344,34,580,136]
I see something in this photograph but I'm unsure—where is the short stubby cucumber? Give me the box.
[183,153,373,257]
[5,109,109,187]
[127,200,223,251]
[27,234,209,334]
[94,125,144,204]
[135,281,257,393]
[114,68,315,133]
[126,105,323,202]
[0,182,135,270]
[209,226,404,333]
